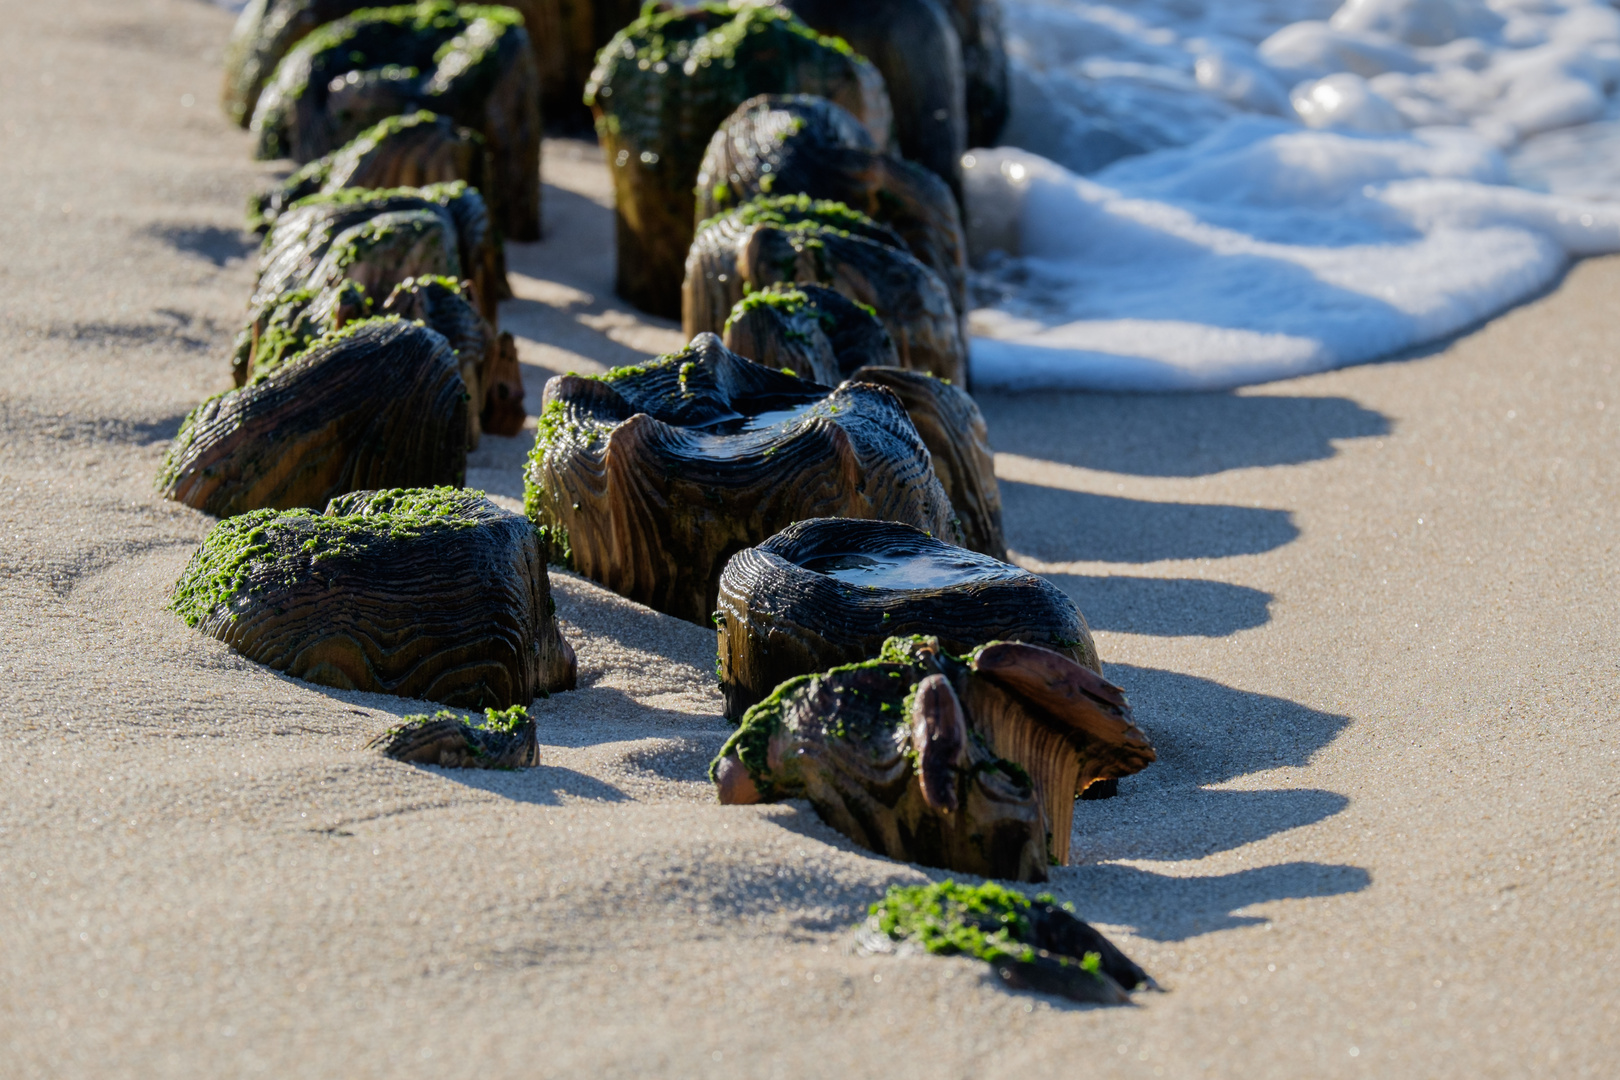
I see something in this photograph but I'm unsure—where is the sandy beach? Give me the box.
[2,1,1616,1076]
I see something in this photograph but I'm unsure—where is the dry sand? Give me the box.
[1,2,1616,1077]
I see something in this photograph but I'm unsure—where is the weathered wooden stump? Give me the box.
[941,0,1009,149]
[170,487,575,706]
[237,181,508,385]
[714,634,1153,869]
[777,1,967,202]
[160,319,468,517]
[585,3,891,317]
[523,334,957,625]
[695,95,967,320]
[856,881,1155,1004]
[376,276,497,447]
[367,705,542,768]
[250,3,542,240]
[684,196,966,385]
[715,518,1087,720]
[845,367,1004,559]
[721,283,898,387]
[250,111,491,233]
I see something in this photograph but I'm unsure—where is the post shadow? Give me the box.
[999,481,1299,563]
[1045,574,1273,636]
[977,391,1389,477]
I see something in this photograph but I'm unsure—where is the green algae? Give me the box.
[866,881,1103,970]
[168,486,492,628]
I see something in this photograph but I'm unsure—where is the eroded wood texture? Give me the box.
[251,111,492,233]
[685,199,966,386]
[778,1,967,201]
[695,95,967,319]
[236,182,508,385]
[849,366,1005,559]
[715,635,1151,870]
[249,4,542,239]
[160,319,468,517]
[942,0,1010,148]
[965,641,1156,864]
[586,4,891,316]
[367,711,541,768]
[173,488,575,707]
[721,283,898,387]
[714,640,1049,882]
[524,335,957,625]
[378,276,496,448]
[716,518,1092,721]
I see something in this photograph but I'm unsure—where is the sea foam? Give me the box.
[973,0,1620,389]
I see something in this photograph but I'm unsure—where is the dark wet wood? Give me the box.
[779,0,967,202]
[480,331,528,438]
[177,488,575,707]
[586,5,891,316]
[525,335,957,625]
[848,366,1004,559]
[251,111,492,234]
[249,5,542,239]
[715,517,1094,721]
[714,638,1049,882]
[685,200,966,385]
[161,319,468,517]
[367,711,541,769]
[721,282,898,387]
[941,0,1010,149]
[694,95,967,320]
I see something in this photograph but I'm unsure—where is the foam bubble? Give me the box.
[980,0,1620,388]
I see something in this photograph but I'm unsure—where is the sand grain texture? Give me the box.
[1,2,1616,1077]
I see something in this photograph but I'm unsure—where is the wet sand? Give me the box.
[1,2,1616,1077]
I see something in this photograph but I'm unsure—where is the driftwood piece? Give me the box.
[250,111,491,233]
[695,95,967,320]
[715,518,1093,720]
[684,197,966,385]
[249,3,542,240]
[170,488,575,706]
[584,3,891,317]
[778,1,967,201]
[856,880,1154,1005]
[159,319,468,517]
[714,634,1152,869]
[713,638,1049,882]
[481,330,528,439]
[236,181,508,385]
[847,366,1003,559]
[941,0,1010,149]
[367,705,542,768]
[721,283,897,387]
[523,335,957,625]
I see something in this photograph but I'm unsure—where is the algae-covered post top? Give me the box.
[584,2,891,317]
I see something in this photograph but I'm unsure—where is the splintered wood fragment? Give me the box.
[713,637,1049,881]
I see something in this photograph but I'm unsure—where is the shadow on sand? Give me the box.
[978,391,1390,477]
[1046,574,1272,636]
